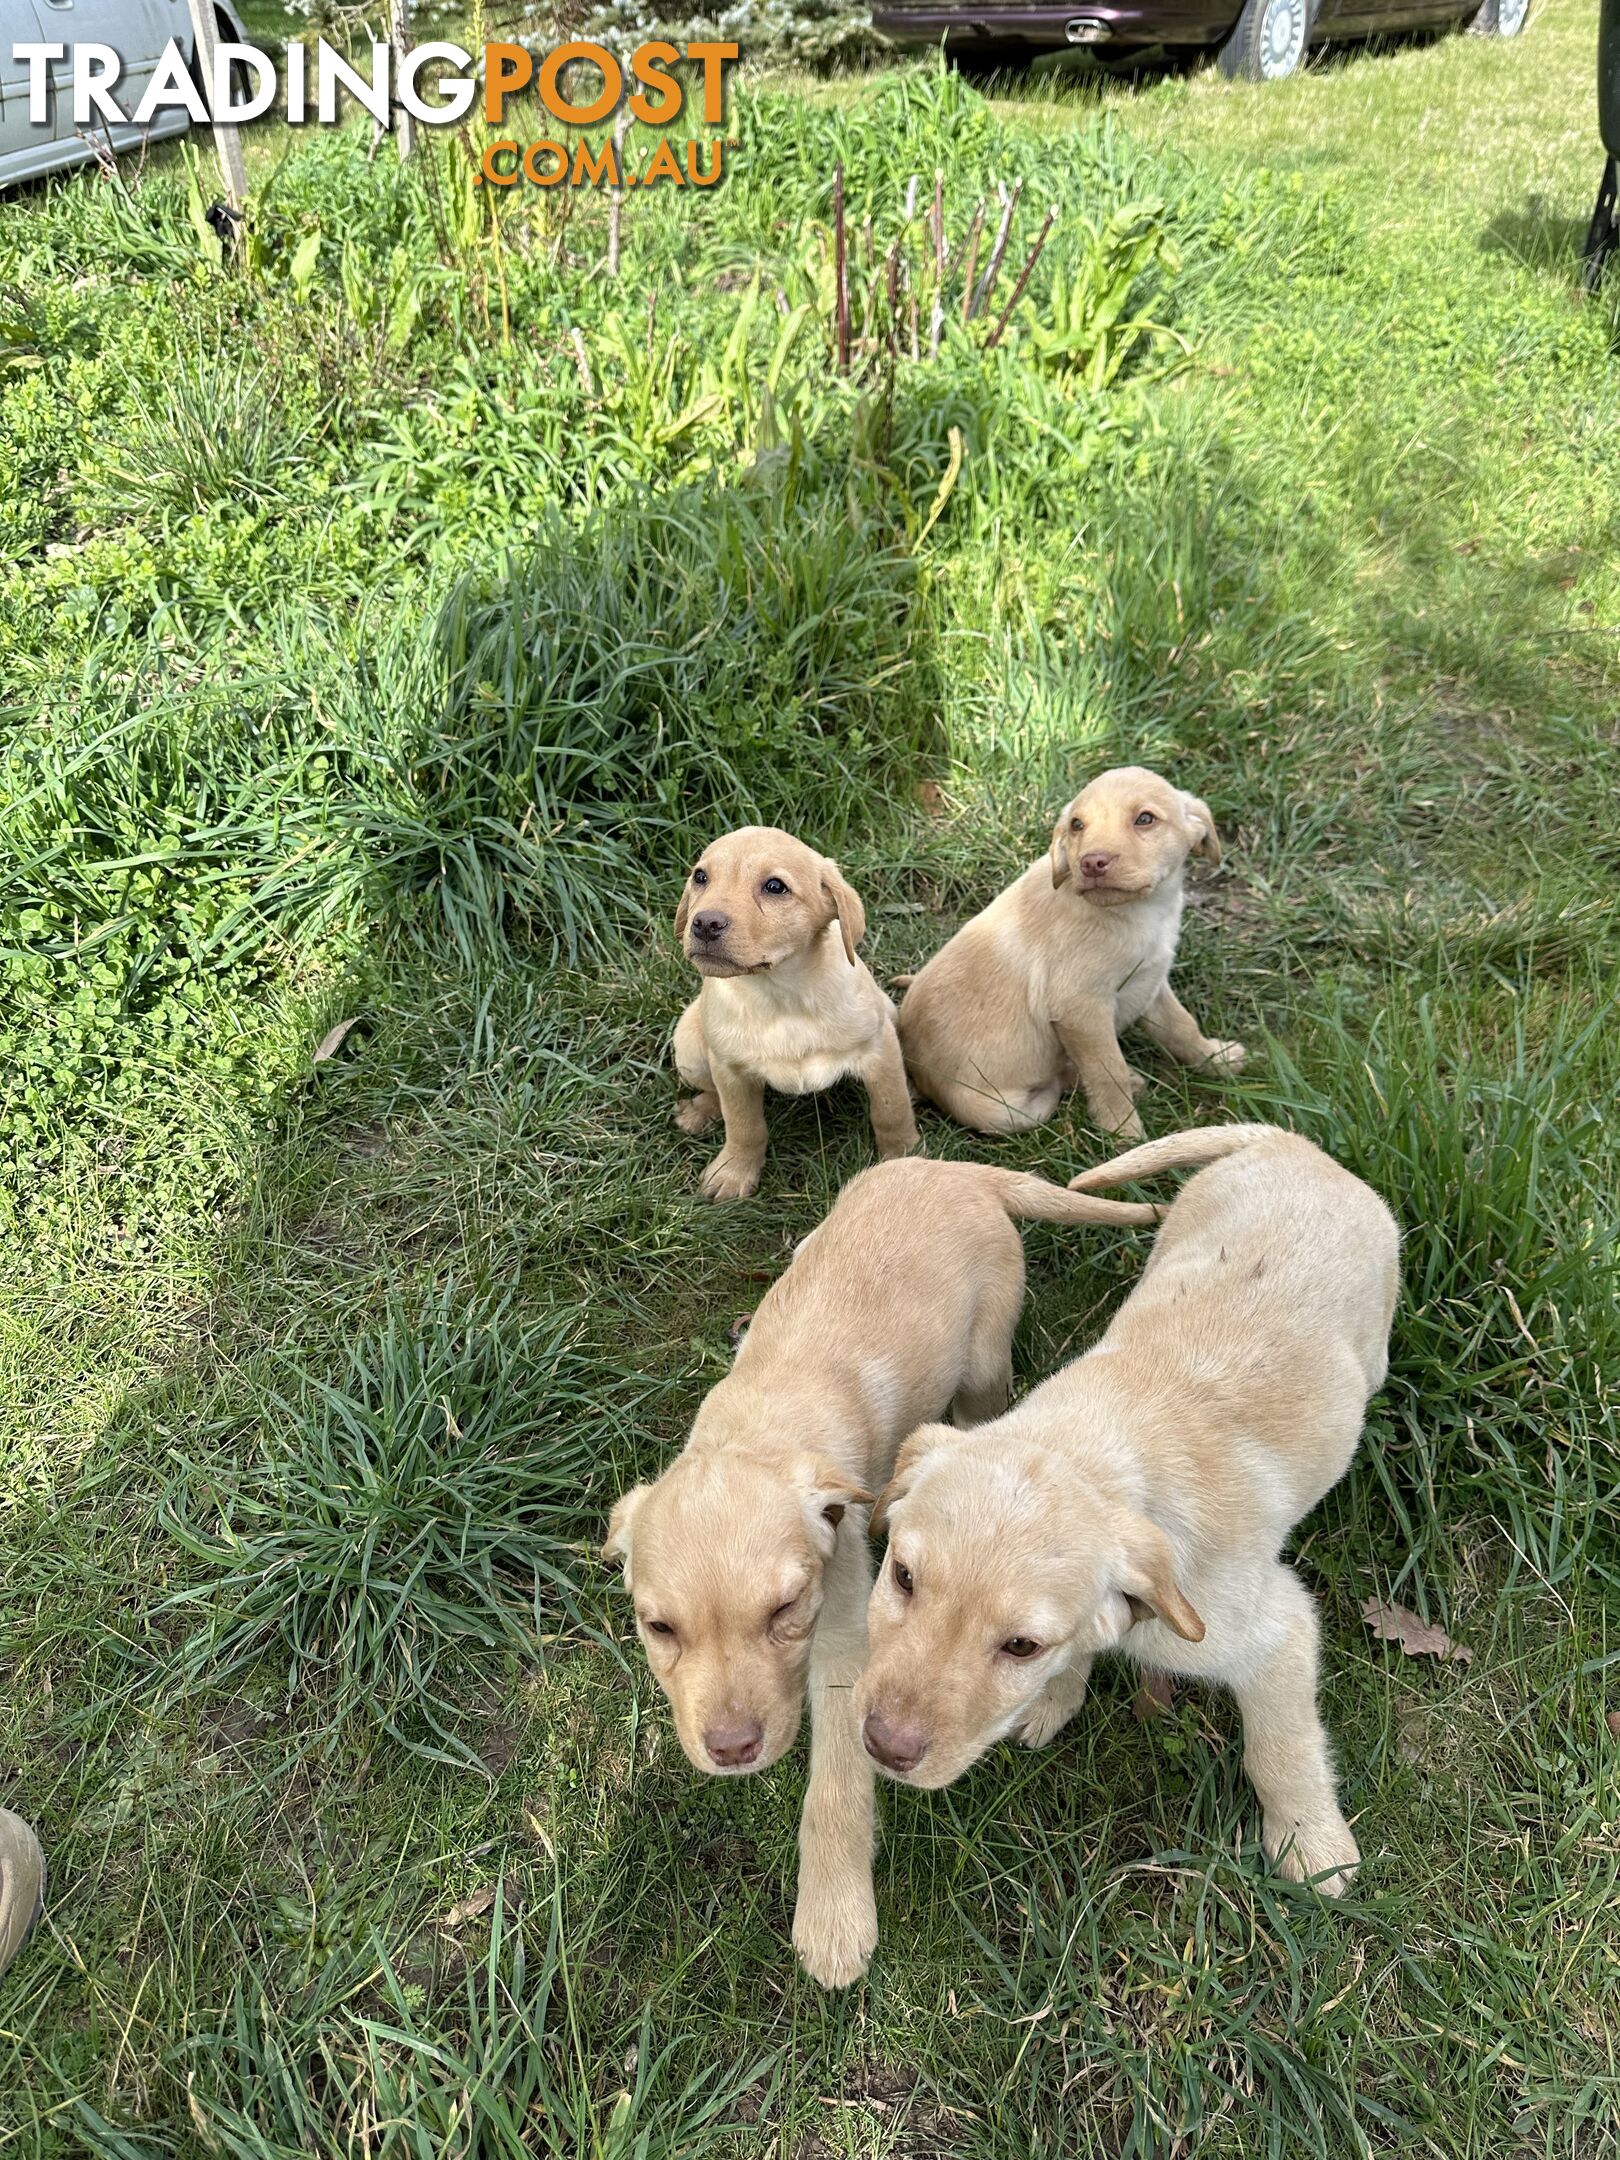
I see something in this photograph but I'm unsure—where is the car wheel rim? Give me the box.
[1496,0,1528,31]
[1258,0,1307,76]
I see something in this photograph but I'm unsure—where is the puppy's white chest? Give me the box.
[1110,906,1181,1026]
[755,1033,862,1095]
[705,985,876,1094]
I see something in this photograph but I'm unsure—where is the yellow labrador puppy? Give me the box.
[898,767,1244,1140]
[856,1124,1398,1898]
[603,1155,1159,1987]
[672,826,917,1200]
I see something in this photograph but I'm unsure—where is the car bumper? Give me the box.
[871,2,1239,50]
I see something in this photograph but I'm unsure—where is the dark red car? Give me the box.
[872,0,1529,84]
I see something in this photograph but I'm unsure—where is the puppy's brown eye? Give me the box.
[647,1620,676,1637]
[893,1560,914,1597]
[691,868,708,886]
[762,877,788,896]
[769,1597,798,1625]
[1001,1637,1040,1659]
[1069,817,1084,833]
[1134,812,1156,828]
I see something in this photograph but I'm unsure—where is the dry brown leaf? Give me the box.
[1133,1672,1176,1719]
[914,779,948,816]
[313,1017,360,1065]
[441,1875,522,1928]
[1361,1597,1472,1666]
[1605,1710,1620,1740]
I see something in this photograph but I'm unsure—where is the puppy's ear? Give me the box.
[869,1424,948,1538]
[674,880,696,942]
[1116,1511,1205,1642]
[798,1462,874,1552]
[818,860,866,965]
[1049,808,1075,890]
[1179,793,1223,867]
[602,1485,649,1570]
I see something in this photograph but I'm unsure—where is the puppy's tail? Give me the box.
[1067,1123,1286,1195]
[986,1167,1162,1228]
[889,973,916,994]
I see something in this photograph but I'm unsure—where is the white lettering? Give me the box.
[212,44,277,124]
[73,42,126,128]
[132,40,207,126]
[13,43,64,127]
[316,39,389,127]
[397,42,475,127]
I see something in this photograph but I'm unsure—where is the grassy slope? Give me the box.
[3,5,1618,2156]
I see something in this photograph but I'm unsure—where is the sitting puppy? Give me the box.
[672,827,917,1201]
[856,1124,1399,1898]
[897,767,1244,1140]
[602,1156,1159,1987]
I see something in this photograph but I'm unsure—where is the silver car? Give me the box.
[0,0,247,189]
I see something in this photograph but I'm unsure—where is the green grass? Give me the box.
[3,5,1619,2154]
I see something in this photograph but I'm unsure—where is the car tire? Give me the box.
[1467,0,1532,35]
[1217,0,1312,80]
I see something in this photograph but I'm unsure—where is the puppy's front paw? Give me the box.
[1205,1039,1247,1073]
[1264,1809,1359,1898]
[700,1149,764,1202]
[1102,1107,1146,1141]
[1015,1664,1090,1749]
[793,1867,878,1990]
[674,1092,721,1136]
[1125,1067,1149,1100]
[874,1124,922,1162]
[1015,1696,1079,1750]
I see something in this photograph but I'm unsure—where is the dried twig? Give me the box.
[607,99,630,277]
[834,161,849,372]
[390,0,414,161]
[958,202,985,325]
[569,325,594,397]
[928,168,946,357]
[885,235,902,353]
[973,177,1023,319]
[986,205,1057,351]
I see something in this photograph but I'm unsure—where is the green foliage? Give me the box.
[76,1880,771,2159]
[158,1292,632,1760]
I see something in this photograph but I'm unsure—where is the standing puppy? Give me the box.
[856,1124,1399,1897]
[673,827,917,1200]
[602,1156,1159,1987]
[898,767,1244,1140]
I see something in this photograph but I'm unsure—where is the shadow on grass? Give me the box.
[1480,197,1590,277]
[0,454,952,2152]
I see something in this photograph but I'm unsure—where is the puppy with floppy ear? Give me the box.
[602,1152,1159,1988]
[901,765,1244,1142]
[856,1123,1400,1901]
[670,826,914,1201]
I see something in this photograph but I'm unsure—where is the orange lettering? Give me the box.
[540,41,621,127]
[685,41,738,126]
[483,44,532,126]
[629,41,681,126]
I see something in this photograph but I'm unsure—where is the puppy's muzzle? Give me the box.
[862,1712,930,1776]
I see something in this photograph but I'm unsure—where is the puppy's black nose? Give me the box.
[862,1713,929,1774]
[704,1720,764,1768]
[690,911,730,943]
